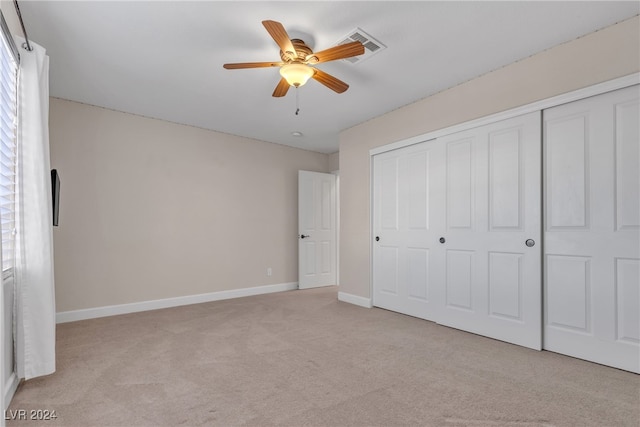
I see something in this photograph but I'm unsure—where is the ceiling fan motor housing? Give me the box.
[280,39,316,63]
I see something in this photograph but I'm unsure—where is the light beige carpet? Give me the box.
[7,286,640,426]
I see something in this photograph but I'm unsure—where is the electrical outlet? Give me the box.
[267,267,272,277]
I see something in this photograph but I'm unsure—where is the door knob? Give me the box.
[439,237,446,244]
[300,234,310,239]
[525,239,535,247]
[375,236,380,242]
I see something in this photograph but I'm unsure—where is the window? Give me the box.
[0,11,19,277]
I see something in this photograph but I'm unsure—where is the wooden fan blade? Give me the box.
[312,69,349,93]
[223,61,283,69]
[307,41,364,64]
[272,78,290,97]
[262,20,296,59]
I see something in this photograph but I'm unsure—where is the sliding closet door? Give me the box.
[372,112,541,349]
[544,85,639,373]
[437,112,542,350]
[372,140,444,321]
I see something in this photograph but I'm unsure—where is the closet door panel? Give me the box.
[546,114,589,230]
[615,99,640,230]
[489,129,523,230]
[546,255,591,332]
[446,138,474,230]
[377,246,399,295]
[407,151,430,230]
[543,84,639,373]
[374,155,401,298]
[445,250,474,311]
[407,247,429,302]
[615,258,639,344]
[379,156,400,231]
[488,251,523,321]
[438,111,542,350]
[373,140,443,321]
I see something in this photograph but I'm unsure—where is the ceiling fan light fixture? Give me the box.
[223,21,363,97]
[279,63,314,87]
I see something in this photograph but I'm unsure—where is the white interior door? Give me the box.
[298,171,336,289]
[436,112,542,350]
[543,85,639,373]
[372,140,443,321]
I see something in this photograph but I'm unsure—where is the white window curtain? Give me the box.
[13,36,55,380]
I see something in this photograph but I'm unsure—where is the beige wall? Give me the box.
[50,99,330,312]
[338,16,640,299]
[328,151,339,172]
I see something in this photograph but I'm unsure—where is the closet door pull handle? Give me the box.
[439,237,445,244]
[525,239,535,247]
[375,236,380,242]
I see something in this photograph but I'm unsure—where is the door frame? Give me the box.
[332,170,340,286]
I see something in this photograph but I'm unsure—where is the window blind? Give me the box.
[0,12,19,276]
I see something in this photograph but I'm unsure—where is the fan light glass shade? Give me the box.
[280,63,314,87]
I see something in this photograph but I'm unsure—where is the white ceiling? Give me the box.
[17,1,639,154]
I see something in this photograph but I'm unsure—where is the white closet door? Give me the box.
[437,112,542,350]
[544,85,639,373]
[372,140,444,321]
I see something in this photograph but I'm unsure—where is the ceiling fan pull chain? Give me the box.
[295,87,300,116]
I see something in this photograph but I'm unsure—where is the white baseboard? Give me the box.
[4,371,19,410]
[338,291,372,308]
[56,282,298,324]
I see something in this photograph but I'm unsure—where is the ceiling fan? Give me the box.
[223,20,365,97]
